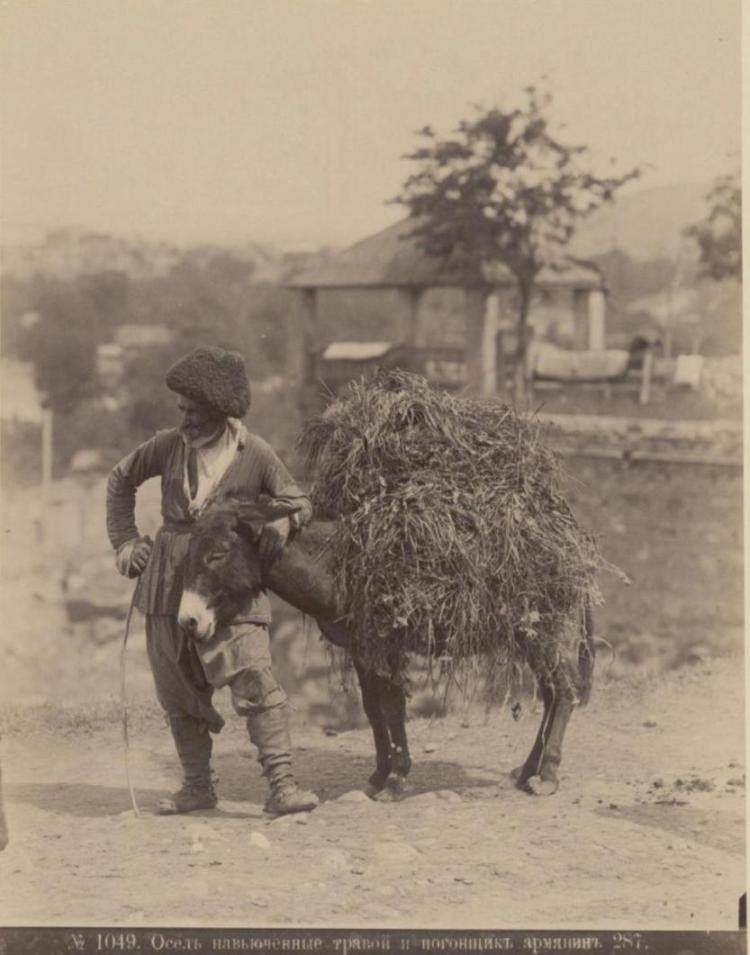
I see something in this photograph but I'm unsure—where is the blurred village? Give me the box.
[0,167,743,729]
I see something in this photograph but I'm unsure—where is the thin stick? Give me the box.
[120,588,141,817]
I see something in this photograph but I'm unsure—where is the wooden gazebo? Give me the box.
[286,218,606,396]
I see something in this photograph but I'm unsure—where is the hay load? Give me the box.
[300,370,602,698]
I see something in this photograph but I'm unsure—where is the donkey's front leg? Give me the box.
[353,659,392,793]
[375,672,411,794]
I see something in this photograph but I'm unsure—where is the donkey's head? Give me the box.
[178,495,299,640]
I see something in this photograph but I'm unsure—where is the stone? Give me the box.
[411,791,438,803]
[423,743,438,753]
[249,831,272,851]
[435,790,462,803]
[686,644,710,664]
[372,841,420,865]
[337,790,371,803]
[319,848,350,871]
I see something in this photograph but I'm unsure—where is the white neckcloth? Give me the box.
[183,418,241,517]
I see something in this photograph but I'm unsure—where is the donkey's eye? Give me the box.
[205,549,228,566]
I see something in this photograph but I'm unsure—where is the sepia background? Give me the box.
[0,0,744,931]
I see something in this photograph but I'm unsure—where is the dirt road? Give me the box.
[0,656,744,930]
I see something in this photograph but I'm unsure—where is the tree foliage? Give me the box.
[395,86,640,397]
[685,172,741,282]
[19,281,101,413]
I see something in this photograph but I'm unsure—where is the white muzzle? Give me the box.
[178,590,216,641]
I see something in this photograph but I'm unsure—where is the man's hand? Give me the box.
[116,536,153,578]
[129,536,153,576]
[258,517,290,562]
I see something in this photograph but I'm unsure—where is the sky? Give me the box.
[1,0,742,250]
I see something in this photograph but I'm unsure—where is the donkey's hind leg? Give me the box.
[514,608,594,795]
[512,679,576,796]
[525,688,574,796]
[511,682,555,789]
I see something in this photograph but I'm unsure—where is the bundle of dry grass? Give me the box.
[300,369,602,696]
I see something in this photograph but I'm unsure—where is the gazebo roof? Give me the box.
[286,218,604,291]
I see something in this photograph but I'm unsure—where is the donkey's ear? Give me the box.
[260,496,303,519]
[235,497,301,538]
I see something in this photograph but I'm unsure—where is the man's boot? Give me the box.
[157,715,217,814]
[246,705,319,815]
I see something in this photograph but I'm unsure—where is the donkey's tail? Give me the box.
[577,603,596,707]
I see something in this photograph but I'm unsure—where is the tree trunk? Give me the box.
[513,280,533,406]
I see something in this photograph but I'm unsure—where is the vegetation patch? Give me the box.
[301,370,609,698]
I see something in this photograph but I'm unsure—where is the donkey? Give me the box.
[177,495,595,797]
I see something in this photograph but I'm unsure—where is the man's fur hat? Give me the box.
[165,346,251,418]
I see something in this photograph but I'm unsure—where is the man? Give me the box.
[106,345,319,816]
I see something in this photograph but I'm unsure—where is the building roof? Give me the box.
[321,341,396,361]
[116,323,174,348]
[286,218,604,291]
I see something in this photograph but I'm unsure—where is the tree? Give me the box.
[20,280,100,413]
[76,270,131,337]
[395,86,640,401]
[15,280,102,485]
[685,172,741,282]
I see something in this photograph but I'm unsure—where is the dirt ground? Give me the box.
[0,655,744,930]
[0,454,744,930]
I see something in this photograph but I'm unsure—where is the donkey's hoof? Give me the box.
[385,774,412,797]
[526,775,558,796]
[373,774,411,801]
[366,771,389,796]
[511,765,531,787]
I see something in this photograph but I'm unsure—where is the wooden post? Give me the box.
[640,346,654,405]
[495,330,506,396]
[481,292,499,396]
[289,287,320,415]
[41,407,53,492]
[572,289,589,351]
[587,289,606,350]
[397,287,422,347]
[298,287,318,385]
[464,287,490,396]
[37,406,53,549]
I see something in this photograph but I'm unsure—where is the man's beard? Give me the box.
[180,420,227,448]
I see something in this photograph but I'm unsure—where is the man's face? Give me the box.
[177,396,225,442]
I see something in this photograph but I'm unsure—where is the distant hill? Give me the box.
[0,229,295,285]
[2,180,714,280]
[570,180,710,262]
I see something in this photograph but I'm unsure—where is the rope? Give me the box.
[120,586,141,817]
